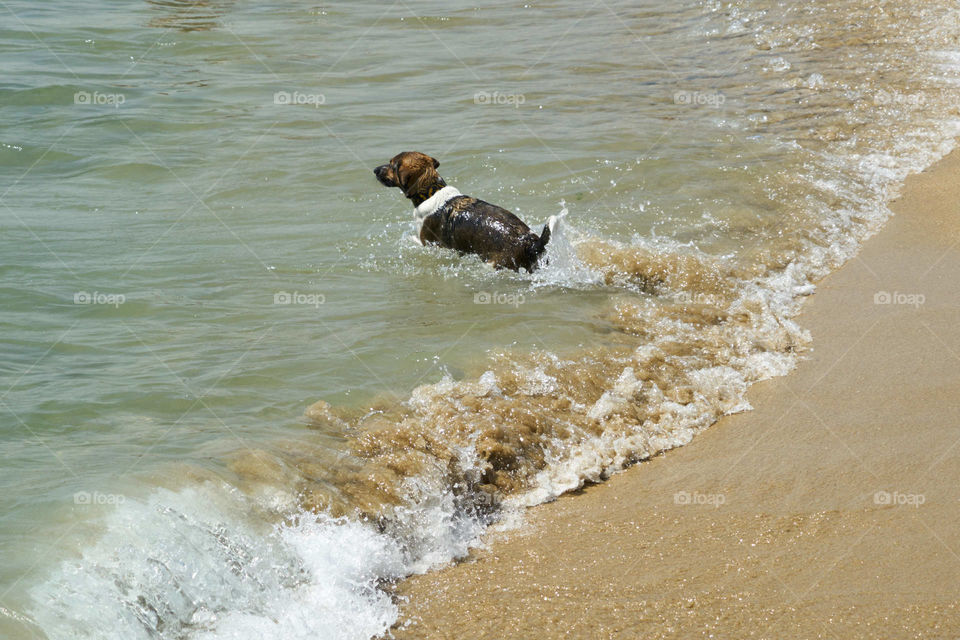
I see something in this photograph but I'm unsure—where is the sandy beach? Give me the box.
[392,149,960,639]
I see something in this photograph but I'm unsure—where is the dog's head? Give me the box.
[374,151,444,205]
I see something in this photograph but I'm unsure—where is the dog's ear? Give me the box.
[431,156,439,169]
[405,157,440,198]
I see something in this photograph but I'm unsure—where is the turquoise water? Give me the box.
[2,1,960,637]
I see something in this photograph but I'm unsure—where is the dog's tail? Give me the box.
[525,214,560,271]
[536,214,560,252]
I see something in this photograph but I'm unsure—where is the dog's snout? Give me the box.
[374,163,398,188]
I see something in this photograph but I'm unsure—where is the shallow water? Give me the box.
[2,0,960,637]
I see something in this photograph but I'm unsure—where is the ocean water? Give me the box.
[2,0,960,637]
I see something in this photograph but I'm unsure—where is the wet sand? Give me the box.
[392,149,960,639]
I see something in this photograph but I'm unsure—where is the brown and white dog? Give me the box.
[374,151,557,272]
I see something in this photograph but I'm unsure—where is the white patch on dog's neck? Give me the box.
[415,185,461,219]
[411,186,461,245]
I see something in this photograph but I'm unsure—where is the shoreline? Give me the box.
[391,149,960,638]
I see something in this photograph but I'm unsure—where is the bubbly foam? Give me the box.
[27,482,491,640]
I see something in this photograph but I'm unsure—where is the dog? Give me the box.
[374,151,557,272]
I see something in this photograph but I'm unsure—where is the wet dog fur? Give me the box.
[374,151,556,272]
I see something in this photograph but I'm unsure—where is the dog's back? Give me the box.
[421,195,552,272]
[374,152,557,272]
